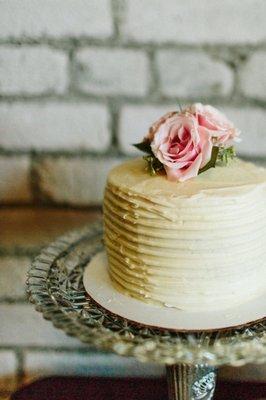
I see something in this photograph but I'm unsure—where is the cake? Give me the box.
[103,104,266,311]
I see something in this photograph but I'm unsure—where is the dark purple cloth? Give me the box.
[11,377,266,400]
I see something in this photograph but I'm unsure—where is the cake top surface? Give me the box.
[107,157,266,199]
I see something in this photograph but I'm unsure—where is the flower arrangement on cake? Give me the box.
[134,103,241,182]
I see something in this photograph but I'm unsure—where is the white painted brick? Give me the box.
[36,156,124,206]
[119,104,178,154]
[0,46,68,95]
[0,156,31,203]
[156,50,233,97]
[0,256,31,299]
[75,48,149,96]
[24,351,163,382]
[0,351,17,391]
[0,102,110,151]
[239,51,266,100]
[122,0,266,44]
[221,107,266,157]
[0,0,113,39]
[0,304,82,347]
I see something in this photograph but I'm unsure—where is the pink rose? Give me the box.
[144,111,177,142]
[187,103,240,146]
[151,113,213,182]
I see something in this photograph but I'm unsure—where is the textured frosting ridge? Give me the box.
[103,158,266,311]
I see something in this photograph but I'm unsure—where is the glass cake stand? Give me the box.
[27,222,266,400]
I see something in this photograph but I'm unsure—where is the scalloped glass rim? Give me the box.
[27,222,266,366]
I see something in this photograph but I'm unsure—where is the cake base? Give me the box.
[83,251,266,332]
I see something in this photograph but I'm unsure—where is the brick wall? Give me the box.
[0,0,266,206]
[0,208,167,398]
[1,1,266,396]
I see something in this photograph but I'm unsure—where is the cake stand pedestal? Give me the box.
[166,364,216,400]
[27,222,266,400]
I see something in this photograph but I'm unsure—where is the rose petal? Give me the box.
[199,128,213,167]
[178,153,203,182]
[164,153,202,182]
[185,103,240,147]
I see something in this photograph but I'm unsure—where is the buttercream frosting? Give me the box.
[103,157,266,311]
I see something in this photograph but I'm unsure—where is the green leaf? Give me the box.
[199,146,219,175]
[217,146,236,164]
[133,141,153,155]
[143,155,164,176]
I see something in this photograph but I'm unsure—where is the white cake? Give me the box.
[103,157,266,311]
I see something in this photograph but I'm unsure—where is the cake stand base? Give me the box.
[166,364,216,400]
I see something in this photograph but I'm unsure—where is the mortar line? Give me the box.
[0,298,29,305]
[147,48,160,101]
[108,101,120,153]
[1,36,266,52]
[14,349,25,388]
[0,345,106,354]
[110,0,124,42]
[29,151,41,205]
[1,92,266,109]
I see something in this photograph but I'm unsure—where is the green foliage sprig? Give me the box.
[133,141,236,178]
[143,155,164,175]
[217,146,236,164]
[133,141,153,154]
